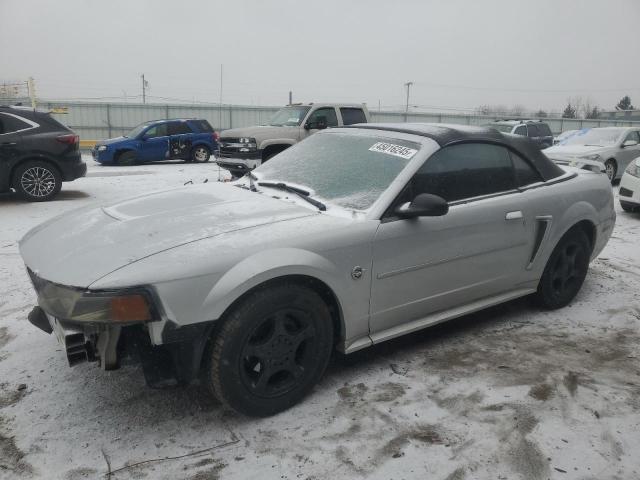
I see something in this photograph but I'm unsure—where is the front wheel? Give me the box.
[191,146,210,163]
[604,159,617,183]
[12,161,62,202]
[534,229,591,309]
[204,283,333,416]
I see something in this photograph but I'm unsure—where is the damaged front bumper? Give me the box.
[27,305,215,387]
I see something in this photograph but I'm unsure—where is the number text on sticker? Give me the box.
[369,142,417,159]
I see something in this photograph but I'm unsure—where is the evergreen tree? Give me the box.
[562,102,577,119]
[615,95,634,111]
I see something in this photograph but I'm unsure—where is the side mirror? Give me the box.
[622,140,638,148]
[395,193,449,218]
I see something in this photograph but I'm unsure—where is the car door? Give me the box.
[167,121,193,160]
[301,107,339,140]
[618,130,640,172]
[0,112,30,192]
[527,124,541,146]
[139,123,169,162]
[369,143,535,340]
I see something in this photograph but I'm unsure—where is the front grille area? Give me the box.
[620,187,633,198]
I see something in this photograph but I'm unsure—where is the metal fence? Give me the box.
[3,98,640,140]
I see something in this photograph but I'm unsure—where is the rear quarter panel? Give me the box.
[521,170,614,283]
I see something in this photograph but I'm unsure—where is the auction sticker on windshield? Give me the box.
[369,142,418,159]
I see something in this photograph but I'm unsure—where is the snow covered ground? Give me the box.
[1,156,639,480]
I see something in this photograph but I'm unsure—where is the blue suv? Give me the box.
[92,118,219,165]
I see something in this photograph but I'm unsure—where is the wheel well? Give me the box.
[219,275,344,347]
[569,220,596,252]
[10,157,61,187]
[114,149,134,160]
[262,144,290,161]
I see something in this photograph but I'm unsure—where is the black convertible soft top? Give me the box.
[342,122,565,181]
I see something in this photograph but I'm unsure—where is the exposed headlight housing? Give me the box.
[97,145,107,152]
[33,278,156,324]
[579,153,601,161]
[626,161,640,177]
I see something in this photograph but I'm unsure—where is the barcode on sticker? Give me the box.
[369,142,417,159]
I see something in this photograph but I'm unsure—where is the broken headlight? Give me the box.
[35,280,155,323]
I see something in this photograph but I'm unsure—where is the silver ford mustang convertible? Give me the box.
[20,123,615,416]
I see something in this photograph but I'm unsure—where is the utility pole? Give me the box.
[404,81,413,122]
[219,64,223,128]
[288,91,292,105]
[141,74,147,104]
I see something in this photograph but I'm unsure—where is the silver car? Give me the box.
[544,126,640,182]
[20,124,615,416]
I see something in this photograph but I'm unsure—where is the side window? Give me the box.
[168,121,192,135]
[527,124,539,137]
[624,131,640,144]
[340,108,367,125]
[538,123,552,136]
[511,151,543,187]
[409,143,515,202]
[193,120,213,133]
[0,113,33,134]
[144,123,168,139]
[513,125,527,136]
[307,108,338,127]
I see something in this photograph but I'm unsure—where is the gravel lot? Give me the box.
[1,157,639,480]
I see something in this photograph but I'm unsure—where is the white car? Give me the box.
[619,157,640,212]
[544,127,640,183]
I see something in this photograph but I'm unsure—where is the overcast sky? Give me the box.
[1,0,639,114]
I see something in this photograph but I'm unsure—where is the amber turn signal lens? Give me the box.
[110,294,151,322]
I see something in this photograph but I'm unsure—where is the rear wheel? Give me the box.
[621,200,637,212]
[204,283,333,416]
[605,159,617,183]
[191,145,210,163]
[12,161,62,202]
[534,228,591,309]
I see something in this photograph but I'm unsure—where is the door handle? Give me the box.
[505,211,523,220]
[0,142,17,147]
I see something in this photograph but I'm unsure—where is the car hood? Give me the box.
[220,125,298,141]
[97,136,129,146]
[19,183,316,288]
[544,145,609,158]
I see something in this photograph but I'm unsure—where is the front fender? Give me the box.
[258,139,297,150]
[200,247,345,323]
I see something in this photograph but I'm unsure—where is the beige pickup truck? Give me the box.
[216,103,371,177]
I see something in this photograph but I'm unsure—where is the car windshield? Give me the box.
[563,128,624,146]
[253,132,420,210]
[125,123,151,138]
[268,106,311,126]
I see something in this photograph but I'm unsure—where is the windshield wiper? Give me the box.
[258,181,326,211]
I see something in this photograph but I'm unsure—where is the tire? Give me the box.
[620,200,637,213]
[12,161,62,202]
[534,228,591,309]
[205,283,333,417]
[191,145,210,163]
[604,159,617,183]
[117,150,138,166]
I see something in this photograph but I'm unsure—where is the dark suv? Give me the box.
[486,120,554,149]
[0,106,86,201]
